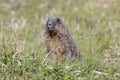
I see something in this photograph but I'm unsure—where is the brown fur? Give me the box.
[44,17,81,62]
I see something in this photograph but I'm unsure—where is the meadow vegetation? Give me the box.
[0,0,120,80]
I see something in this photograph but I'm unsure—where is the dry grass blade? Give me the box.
[41,45,60,66]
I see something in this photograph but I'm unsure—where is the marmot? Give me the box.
[44,17,81,62]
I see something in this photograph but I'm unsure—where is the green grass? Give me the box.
[0,0,120,80]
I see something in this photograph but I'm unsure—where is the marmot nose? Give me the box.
[49,28,54,31]
[48,22,54,31]
[49,28,54,34]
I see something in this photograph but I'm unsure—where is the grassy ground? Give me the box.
[0,0,120,80]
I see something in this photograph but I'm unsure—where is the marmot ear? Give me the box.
[56,17,63,22]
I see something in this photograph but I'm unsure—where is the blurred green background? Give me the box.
[0,0,120,80]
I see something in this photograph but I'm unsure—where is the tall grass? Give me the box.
[0,0,120,79]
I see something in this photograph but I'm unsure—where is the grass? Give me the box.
[0,0,120,80]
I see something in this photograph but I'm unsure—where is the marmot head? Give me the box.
[45,17,63,36]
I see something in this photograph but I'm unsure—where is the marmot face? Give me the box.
[46,17,63,37]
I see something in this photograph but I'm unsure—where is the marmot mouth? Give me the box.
[49,29,54,34]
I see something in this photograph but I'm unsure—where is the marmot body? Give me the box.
[44,17,81,62]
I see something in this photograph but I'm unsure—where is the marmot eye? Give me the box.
[48,23,52,26]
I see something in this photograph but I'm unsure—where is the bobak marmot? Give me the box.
[44,17,81,62]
